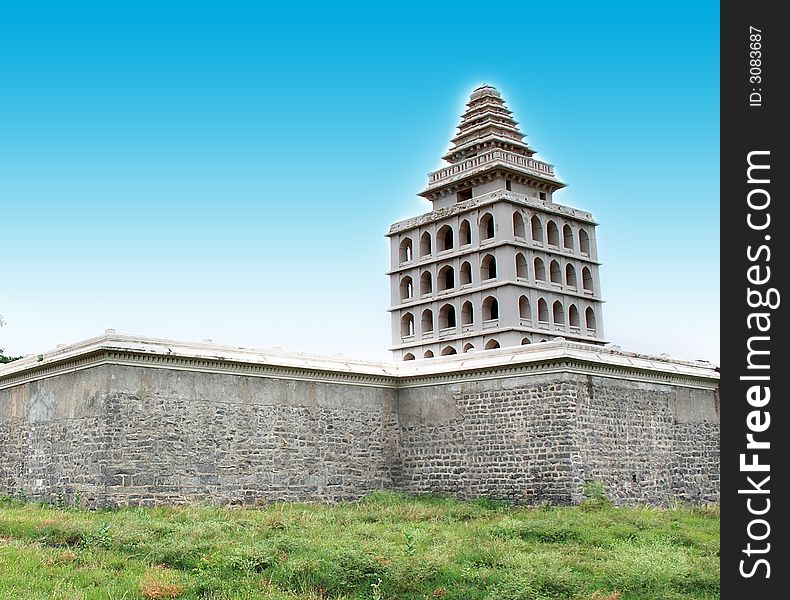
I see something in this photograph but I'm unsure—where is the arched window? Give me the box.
[586,307,597,331]
[399,276,413,301]
[538,298,549,323]
[579,228,590,255]
[481,254,497,280]
[459,301,474,325]
[534,257,546,282]
[424,350,434,358]
[400,313,414,337]
[420,271,433,296]
[441,345,457,356]
[437,224,454,252]
[482,296,499,321]
[569,304,580,328]
[485,339,500,350]
[516,253,528,279]
[460,261,472,285]
[399,238,413,263]
[565,264,577,288]
[547,221,560,246]
[479,212,495,240]
[519,296,531,321]
[463,343,475,353]
[549,260,562,284]
[420,231,432,257]
[531,216,543,243]
[421,309,434,333]
[552,301,565,326]
[459,219,472,245]
[563,225,574,250]
[513,212,526,238]
[521,337,531,345]
[439,304,456,329]
[438,265,455,291]
[582,267,594,292]
[403,353,415,361]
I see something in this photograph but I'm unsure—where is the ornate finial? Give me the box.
[469,83,501,101]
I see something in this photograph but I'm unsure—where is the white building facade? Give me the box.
[388,85,605,360]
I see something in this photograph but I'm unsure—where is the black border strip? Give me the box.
[722,1,788,595]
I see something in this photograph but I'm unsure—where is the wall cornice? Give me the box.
[387,191,597,236]
[0,334,719,393]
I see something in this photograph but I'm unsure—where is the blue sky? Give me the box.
[0,1,719,363]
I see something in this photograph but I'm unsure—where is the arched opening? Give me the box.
[438,304,456,329]
[482,296,499,321]
[459,219,472,245]
[420,231,432,257]
[521,337,531,345]
[538,298,549,323]
[519,295,531,321]
[479,213,495,240]
[552,301,565,326]
[441,345,457,356]
[579,228,590,255]
[424,350,434,358]
[461,301,474,325]
[399,276,413,301]
[437,224,454,252]
[420,271,433,296]
[550,260,562,284]
[421,309,434,333]
[563,224,574,250]
[481,254,497,280]
[569,304,581,328]
[463,343,475,353]
[403,353,415,361]
[565,264,577,288]
[516,253,528,279]
[586,307,597,331]
[485,339,500,350]
[399,238,413,263]
[460,261,472,285]
[513,212,526,238]
[534,257,546,282]
[582,267,594,292]
[547,221,560,246]
[400,313,414,337]
[437,265,455,291]
[531,215,543,243]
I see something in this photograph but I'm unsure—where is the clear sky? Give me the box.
[0,1,719,363]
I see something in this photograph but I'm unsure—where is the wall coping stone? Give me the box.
[0,333,719,391]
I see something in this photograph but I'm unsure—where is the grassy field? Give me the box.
[0,492,719,600]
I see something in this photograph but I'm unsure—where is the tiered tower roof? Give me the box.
[443,84,535,163]
[421,84,565,200]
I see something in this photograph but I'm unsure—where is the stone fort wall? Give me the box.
[0,334,719,507]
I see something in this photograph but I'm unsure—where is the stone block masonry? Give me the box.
[0,334,719,507]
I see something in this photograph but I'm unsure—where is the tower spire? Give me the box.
[443,84,534,163]
[420,84,564,201]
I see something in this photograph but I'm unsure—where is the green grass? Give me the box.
[0,492,719,600]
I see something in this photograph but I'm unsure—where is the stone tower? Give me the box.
[387,85,605,360]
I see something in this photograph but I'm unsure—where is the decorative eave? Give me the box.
[442,135,535,162]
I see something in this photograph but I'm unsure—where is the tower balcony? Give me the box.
[422,148,560,195]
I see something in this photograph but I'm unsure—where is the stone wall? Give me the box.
[397,374,579,504]
[572,377,719,505]
[0,334,720,507]
[0,362,400,507]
